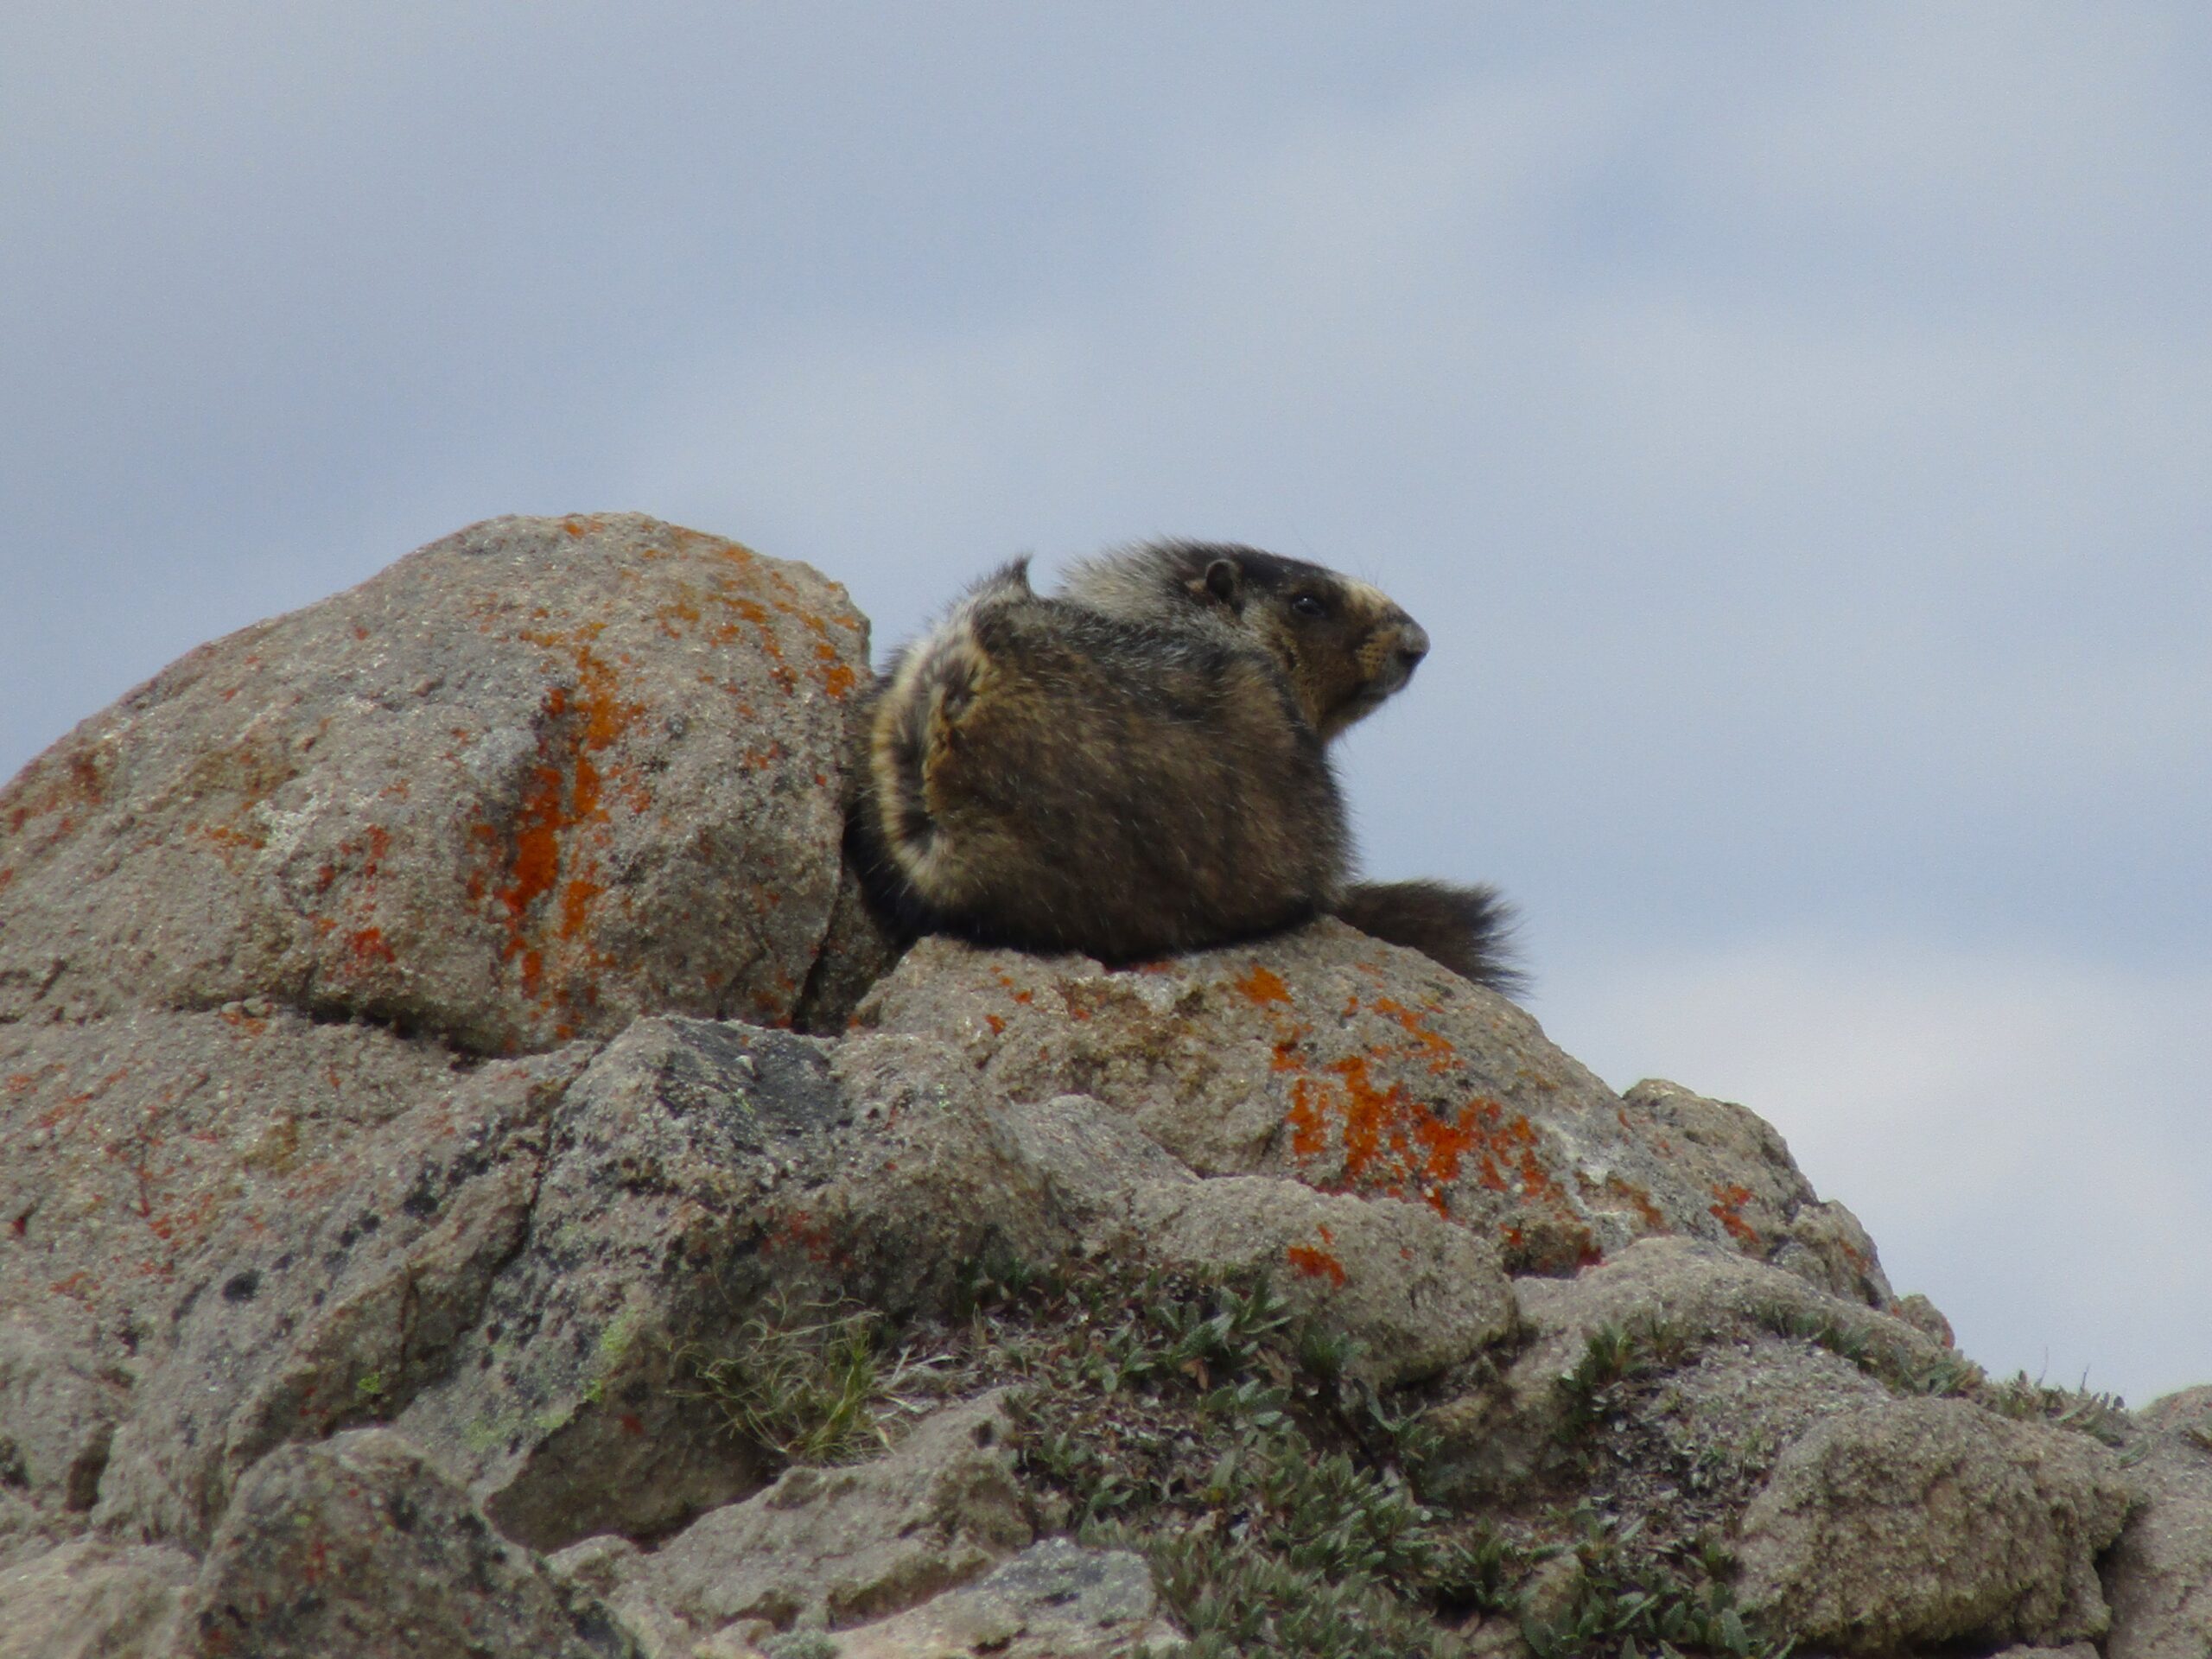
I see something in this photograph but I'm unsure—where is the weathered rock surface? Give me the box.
[829,1538,1185,1658]
[1736,1396,2132,1651]
[1130,1175,1514,1386]
[556,1393,1033,1648]
[394,1019,1059,1551]
[0,1536,194,1659]
[0,514,870,1054]
[181,1427,637,1658]
[1422,1236,1962,1499]
[0,1004,584,1551]
[857,932,1886,1283]
[2103,1384,2212,1659]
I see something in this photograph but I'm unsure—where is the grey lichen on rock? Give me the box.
[1734,1395,2132,1651]
[181,1427,639,1658]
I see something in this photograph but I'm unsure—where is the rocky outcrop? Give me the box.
[552,1392,1032,1650]
[855,935,1892,1289]
[1735,1397,2130,1649]
[1,516,2204,1658]
[182,1428,637,1658]
[0,514,874,1054]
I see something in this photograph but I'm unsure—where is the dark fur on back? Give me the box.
[850,556,1349,963]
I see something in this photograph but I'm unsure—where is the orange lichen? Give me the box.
[1281,1043,1567,1221]
[500,763,568,925]
[558,874,603,940]
[1369,997,1463,1074]
[465,631,651,1039]
[1285,1244,1347,1287]
[1605,1175,1669,1233]
[768,1209,849,1268]
[1236,964,1293,1006]
[346,927,397,965]
[1709,1183,1760,1247]
[1,739,110,845]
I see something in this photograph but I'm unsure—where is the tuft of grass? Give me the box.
[949,1256,1528,1658]
[1522,1503,1792,1659]
[680,1293,935,1466]
[1556,1318,1690,1440]
[1753,1303,1986,1400]
[1982,1370,2130,1446]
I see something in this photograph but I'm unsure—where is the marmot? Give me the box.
[848,541,1519,992]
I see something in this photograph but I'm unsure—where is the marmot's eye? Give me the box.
[1291,594,1328,620]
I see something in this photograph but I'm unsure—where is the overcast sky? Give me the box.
[3,4,2206,1402]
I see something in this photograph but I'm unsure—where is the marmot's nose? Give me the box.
[1396,620,1430,667]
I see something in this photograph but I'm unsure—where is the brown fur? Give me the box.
[849,542,1520,990]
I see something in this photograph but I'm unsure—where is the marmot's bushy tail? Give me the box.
[1334,879,1524,995]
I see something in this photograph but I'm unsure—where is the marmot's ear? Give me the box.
[1194,556,1243,609]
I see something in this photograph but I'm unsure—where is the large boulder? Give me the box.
[179,1428,638,1658]
[0,514,872,1055]
[857,930,1890,1284]
[393,1018,1064,1552]
[1736,1396,2131,1651]
[553,1393,1033,1649]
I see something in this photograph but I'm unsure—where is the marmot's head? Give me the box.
[1061,540,1430,741]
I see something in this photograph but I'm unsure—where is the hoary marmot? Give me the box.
[848,541,1519,991]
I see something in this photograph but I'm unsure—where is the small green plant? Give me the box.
[1556,1317,1689,1439]
[951,1256,1528,1658]
[1891,1349,1986,1398]
[1757,1306,1872,1370]
[1753,1303,1986,1401]
[1982,1370,2128,1446]
[681,1293,933,1466]
[1521,1503,1791,1659]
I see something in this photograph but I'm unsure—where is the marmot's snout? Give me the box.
[1365,610,1429,702]
[1394,616,1430,671]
